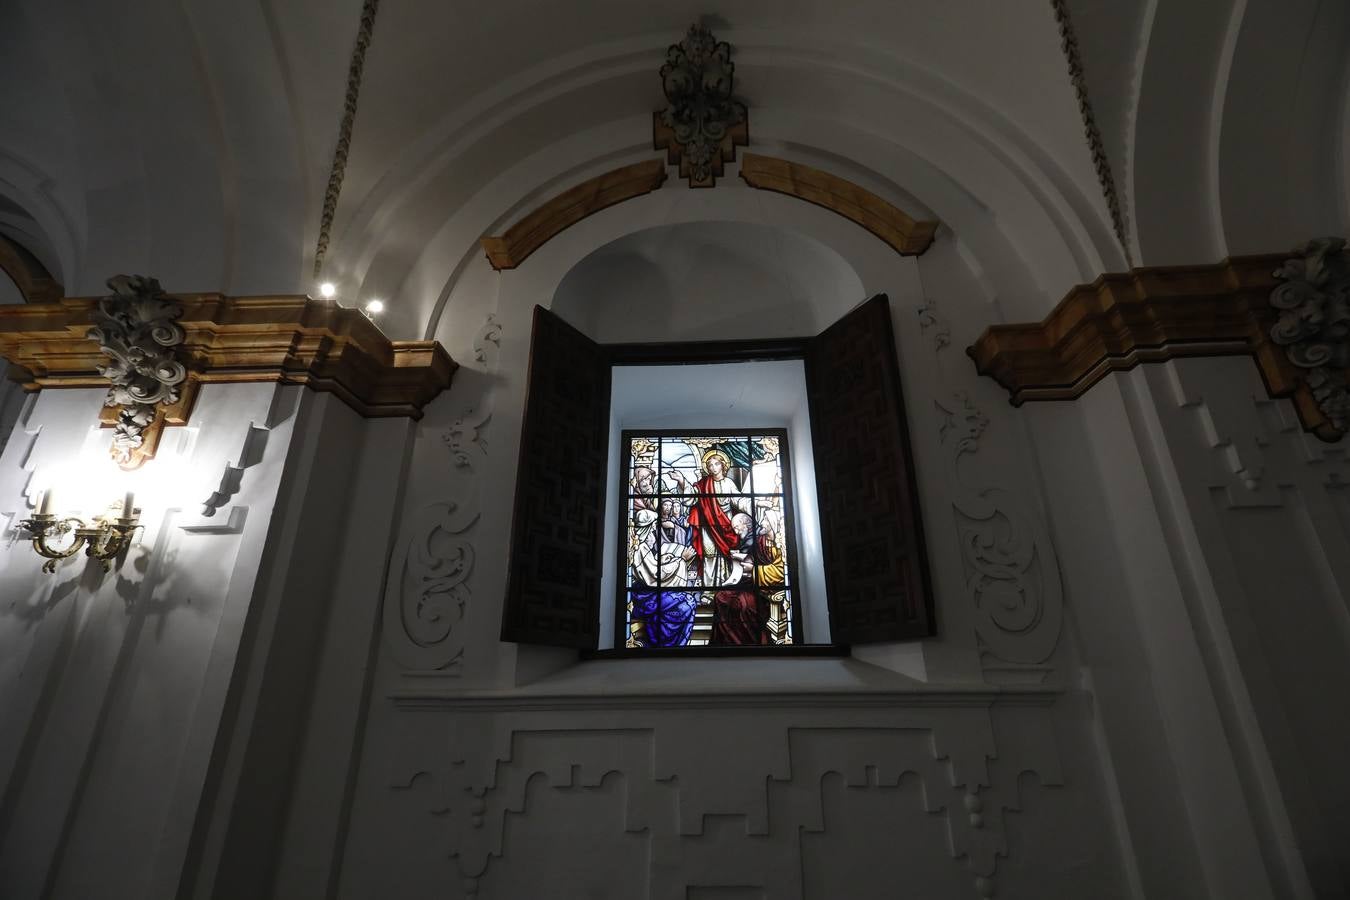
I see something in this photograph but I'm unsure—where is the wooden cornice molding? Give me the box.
[0,294,457,420]
[0,235,64,303]
[966,252,1346,441]
[481,160,668,270]
[739,154,939,256]
[479,154,941,273]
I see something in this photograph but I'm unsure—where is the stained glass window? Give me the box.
[619,430,800,648]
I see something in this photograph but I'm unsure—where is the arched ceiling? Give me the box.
[552,221,866,342]
[1065,0,1350,265]
[1,0,1346,337]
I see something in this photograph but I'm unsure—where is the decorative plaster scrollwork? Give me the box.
[472,313,501,365]
[385,500,478,671]
[921,300,1063,669]
[443,408,490,468]
[654,24,748,187]
[1270,237,1350,434]
[387,312,501,671]
[917,302,951,351]
[442,315,501,467]
[88,275,188,469]
[938,392,1063,664]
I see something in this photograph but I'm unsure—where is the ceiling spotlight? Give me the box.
[363,299,384,319]
[318,282,336,299]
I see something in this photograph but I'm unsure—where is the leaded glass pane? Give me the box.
[621,430,799,647]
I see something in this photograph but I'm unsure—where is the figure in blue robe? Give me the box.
[631,503,697,647]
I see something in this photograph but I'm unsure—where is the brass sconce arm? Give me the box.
[18,510,142,573]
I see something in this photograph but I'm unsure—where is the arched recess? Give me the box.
[396,166,1026,686]
[403,110,1093,353]
[1130,0,1350,264]
[330,23,1123,341]
[549,220,867,342]
[0,0,332,297]
[0,234,63,303]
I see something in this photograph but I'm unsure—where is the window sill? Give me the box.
[389,653,1062,711]
[581,644,848,660]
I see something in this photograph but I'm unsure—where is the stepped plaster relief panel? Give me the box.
[339,696,1126,900]
[1127,356,1350,897]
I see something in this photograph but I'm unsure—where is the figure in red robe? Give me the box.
[680,449,787,645]
[684,449,750,587]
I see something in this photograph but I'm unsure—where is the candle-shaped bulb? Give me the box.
[38,489,54,515]
[123,491,136,518]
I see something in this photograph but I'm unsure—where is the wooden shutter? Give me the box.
[805,294,935,643]
[501,306,611,647]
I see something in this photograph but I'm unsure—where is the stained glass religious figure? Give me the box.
[621,431,799,648]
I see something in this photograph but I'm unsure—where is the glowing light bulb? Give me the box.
[318,282,336,299]
[364,299,385,315]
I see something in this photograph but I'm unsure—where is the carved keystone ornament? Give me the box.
[653,23,748,187]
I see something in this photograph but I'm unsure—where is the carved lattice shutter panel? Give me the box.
[805,294,935,643]
[501,306,611,647]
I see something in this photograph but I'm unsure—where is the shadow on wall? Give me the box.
[550,221,865,342]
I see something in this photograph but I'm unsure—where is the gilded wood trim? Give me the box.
[0,235,64,303]
[481,160,668,270]
[0,294,457,420]
[966,253,1345,441]
[738,154,939,256]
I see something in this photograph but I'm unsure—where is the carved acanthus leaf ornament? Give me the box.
[1270,237,1350,434]
[654,24,748,187]
[88,275,188,469]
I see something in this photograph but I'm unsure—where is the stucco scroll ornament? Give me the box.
[87,275,188,470]
[387,313,501,671]
[382,498,478,673]
[1270,237,1350,436]
[442,315,501,467]
[654,24,748,187]
[921,300,1063,668]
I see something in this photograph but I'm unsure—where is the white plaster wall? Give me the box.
[0,2,1345,896]
[0,379,25,459]
[187,393,418,900]
[0,378,426,900]
[339,690,1128,900]
[1019,355,1350,900]
[0,382,306,899]
[325,201,1132,899]
[1121,357,1350,897]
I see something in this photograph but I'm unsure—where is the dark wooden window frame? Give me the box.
[503,297,937,655]
[616,427,806,650]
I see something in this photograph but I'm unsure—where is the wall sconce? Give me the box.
[18,490,141,574]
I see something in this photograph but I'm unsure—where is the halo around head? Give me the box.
[701,448,731,474]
